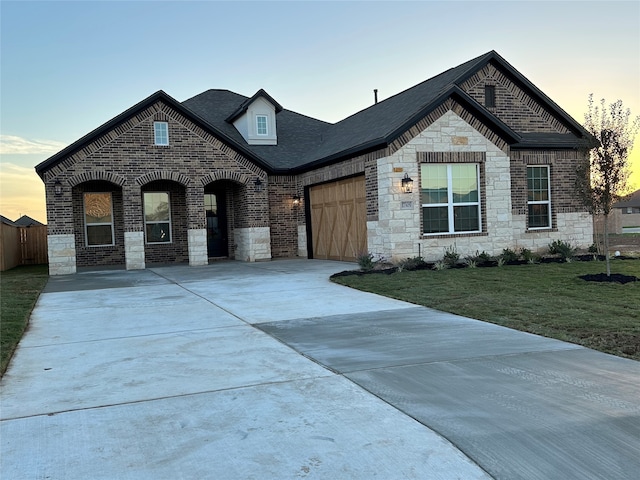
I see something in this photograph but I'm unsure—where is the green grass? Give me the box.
[1,265,49,376]
[333,260,640,360]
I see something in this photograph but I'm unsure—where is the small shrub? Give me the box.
[588,243,598,254]
[443,245,459,267]
[548,240,577,262]
[398,256,427,271]
[497,257,506,267]
[520,248,537,264]
[500,248,519,263]
[433,260,449,271]
[477,251,493,264]
[357,252,375,271]
[464,257,478,268]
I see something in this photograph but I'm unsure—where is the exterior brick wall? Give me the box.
[72,181,125,268]
[142,180,188,265]
[268,176,300,257]
[460,63,572,134]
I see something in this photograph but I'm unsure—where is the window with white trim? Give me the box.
[527,166,551,229]
[144,192,171,243]
[421,164,481,234]
[154,121,169,145]
[84,192,115,246]
[256,115,268,135]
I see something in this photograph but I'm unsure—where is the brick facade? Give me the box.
[42,101,271,274]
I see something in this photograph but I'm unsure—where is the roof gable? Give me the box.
[35,90,270,177]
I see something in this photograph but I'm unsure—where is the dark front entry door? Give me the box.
[204,192,228,257]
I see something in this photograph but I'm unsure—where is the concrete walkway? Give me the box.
[1,260,639,479]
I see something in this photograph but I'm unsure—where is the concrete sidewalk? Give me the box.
[2,259,639,479]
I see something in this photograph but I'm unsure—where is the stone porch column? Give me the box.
[123,184,145,270]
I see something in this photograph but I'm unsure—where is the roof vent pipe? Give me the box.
[374,89,378,104]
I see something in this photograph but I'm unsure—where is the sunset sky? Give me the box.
[1,0,639,224]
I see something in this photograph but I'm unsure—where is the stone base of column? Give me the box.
[125,231,145,270]
[47,234,77,275]
[235,227,272,262]
[188,228,208,266]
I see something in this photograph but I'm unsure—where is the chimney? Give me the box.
[374,89,378,104]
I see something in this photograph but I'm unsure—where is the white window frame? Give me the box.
[527,166,552,230]
[83,192,115,247]
[256,115,268,136]
[154,121,169,146]
[421,163,482,236]
[144,191,172,244]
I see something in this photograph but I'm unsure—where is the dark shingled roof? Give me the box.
[14,215,45,227]
[614,189,640,208]
[36,50,594,177]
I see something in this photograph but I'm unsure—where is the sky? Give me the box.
[1,0,639,224]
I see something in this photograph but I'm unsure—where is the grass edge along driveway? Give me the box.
[1,265,49,377]
[332,260,640,361]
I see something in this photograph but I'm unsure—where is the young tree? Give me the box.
[576,94,640,276]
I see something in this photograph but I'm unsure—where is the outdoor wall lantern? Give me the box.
[401,173,413,194]
[254,177,263,192]
[54,179,62,196]
[293,195,301,206]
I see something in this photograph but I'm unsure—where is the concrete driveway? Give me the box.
[1,260,639,479]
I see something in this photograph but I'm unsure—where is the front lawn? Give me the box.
[332,260,640,360]
[1,265,49,376]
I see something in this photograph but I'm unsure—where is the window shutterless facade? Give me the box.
[256,115,268,135]
[527,166,551,229]
[421,164,481,235]
[84,192,115,246]
[154,121,169,145]
[144,192,171,243]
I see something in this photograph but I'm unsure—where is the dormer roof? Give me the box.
[225,89,283,123]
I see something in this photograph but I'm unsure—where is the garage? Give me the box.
[309,175,366,262]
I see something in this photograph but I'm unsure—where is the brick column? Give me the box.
[186,184,207,266]
[123,184,145,270]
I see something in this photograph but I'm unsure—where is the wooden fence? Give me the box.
[0,224,48,271]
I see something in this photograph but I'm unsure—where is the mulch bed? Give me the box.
[579,273,638,284]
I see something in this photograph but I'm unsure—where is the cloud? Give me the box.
[0,135,67,155]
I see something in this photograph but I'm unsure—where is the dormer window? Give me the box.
[154,122,169,145]
[484,85,496,108]
[256,115,268,136]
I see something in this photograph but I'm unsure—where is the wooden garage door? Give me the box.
[309,176,366,262]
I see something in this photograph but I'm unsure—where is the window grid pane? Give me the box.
[421,164,481,235]
[83,193,114,246]
[144,192,172,243]
[423,206,448,233]
[527,166,551,228]
[256,116,268,135]
[154,122,169,145]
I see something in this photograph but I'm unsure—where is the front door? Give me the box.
[204,192,228,257]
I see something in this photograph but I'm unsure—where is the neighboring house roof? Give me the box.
[14,215,45,227]
[0,215,18,226]
[614,189,640,208]
[36,50,595,177]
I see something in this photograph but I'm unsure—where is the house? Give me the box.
[615,189,640,229]
[36,50,595,275]
[13,215,45,227]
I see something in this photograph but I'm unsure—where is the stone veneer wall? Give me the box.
[235,227,272,261]
[369,109,592,262]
